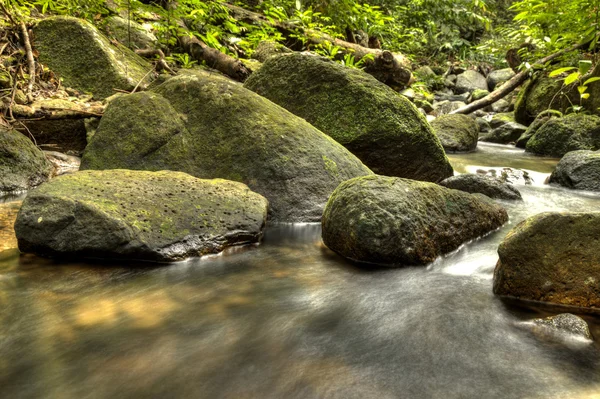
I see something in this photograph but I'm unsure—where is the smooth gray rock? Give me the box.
[549,150,600,191]
[439,174,522,200]
[487,68,515,91]
[456,70,488,94]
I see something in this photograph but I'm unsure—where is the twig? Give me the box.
[0,1,17,26]
[0,42,8,57]
[15,120,38,147]
[131,68,155,94]
[20,22,35,102]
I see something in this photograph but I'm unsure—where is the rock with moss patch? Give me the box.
[0,128,53,194]
[252,41,293,63]
[479,122,527,144]
[470,89,489,102]
[439,174,522,200]
[514,75,577,125]
[34,16,152,99]
[15,170,268,262]
[322,175,508,266]
[493,212,600,309]
[526,114,600,157]
[490,112,515,128]
[431,114,479,152]
[516,110,562,149]
[103,16,157,49]
[455,70,488,94]
[81,71,372,222]
[244,54,452,182]
[548,150,600,191]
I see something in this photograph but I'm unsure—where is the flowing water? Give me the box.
[1,143,600,399]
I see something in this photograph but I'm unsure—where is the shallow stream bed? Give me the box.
[1,143,600,399]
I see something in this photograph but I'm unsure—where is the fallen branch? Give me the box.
[135,48,176,75]
[20,22,35,102]
[11,103,105,119]
[451,39,595,115]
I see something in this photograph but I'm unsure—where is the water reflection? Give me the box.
[0,148,600,398]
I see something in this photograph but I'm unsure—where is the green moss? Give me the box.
[515,75,578,125]
[244,53,452,182]
[526,114,600,156]
[431,114,479,152]
[34,16,152,99]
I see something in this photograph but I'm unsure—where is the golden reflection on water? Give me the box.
[0,201,21,252]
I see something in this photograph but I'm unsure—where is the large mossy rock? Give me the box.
[34,16,152,99]
[548,150,600,191]
[479,122,527,144]
[516,110,562,149]
[103,16,157,49]
[321,175,508,266]
[15,170,268,262]
[494,212,600,310]
[430,114,479,152]
[526,114,600,157]
[0,128,52,194]
[514,75,577,125]
[244,54,453,182]
[81,71,372,222]
[439,174,522,200]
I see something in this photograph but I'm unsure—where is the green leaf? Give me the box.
[549,67,576,77]
[584,77,600,85]
[581,93,590,100]
[564,72,581,86]
[578,85,588,95]
[579,60,592,75]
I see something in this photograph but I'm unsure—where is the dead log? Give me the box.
[225,3,413,87]
[450,39,595,115]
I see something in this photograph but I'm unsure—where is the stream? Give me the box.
[1,143,600,399]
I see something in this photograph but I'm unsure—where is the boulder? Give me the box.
[243,54,452,182]
[103,16,157,49]
[487,68,515,91]
[470,89,489,102]
[548,150,600,191]
[455,70,488,94]
[81,71,372,222]
[432,100,467,116]
[322,175,508,266]
[439,174,522,200]
[0,128,53,194]
[475,117,492,134]
[479,122,527,144]
[532,314,592,340]
[516,110,562,149]
[430,114,479,152]
[490,112,515,128]
[252,41,293,63]
[14,170,268,262]
[514,75,577,125]
[490,99,511,113]
[493,212,600,309]
[526,114,600,157]
[414,65,436,78]
[34,16,152,99]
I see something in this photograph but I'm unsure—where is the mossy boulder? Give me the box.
[514,75,577,125]
[470,89,489,102]
[103,16,158,49]
[548,150,600,192]
[0,128,53,194]
[251,41,292,63]
[526,114,600,157]
[430,114,479,152]
[493,212,600,310]
[515,110,562,149]
[14,170,268,262]
[34,16,152,99]
[81,71,372,222]
[439,174,522,200]
[479,122,527,144]
[490,112,516,128]
[321,175,508,266]
[244,54,452,182]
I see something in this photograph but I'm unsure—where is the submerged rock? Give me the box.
[0,128,53,194]
[494,212,600,309]
[34,16,152,99]
[515,110,562,149]
[244,54,452,182]
[430,114,479,152]
[14,170,268,262]
[81,71,372,222]
[526,114,600,157]
[439,174,522,200]
[549,150,600,191]
[532,314,592,340]
[322,175,508,266]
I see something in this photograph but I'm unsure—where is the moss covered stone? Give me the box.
[0,128,52,194]
[430,114,479,152]
[515,109,562,149]
[15,170,268,262]
[526,114,600,157]
[244,54,453,182]
[103,16,157,49]
[81,71,372,222]
[548,150,600,192]
[321,175,508,266]
[34,16,152,99]
[493,212,600,310]
[514,75,577,125]
[439,174,522,200]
